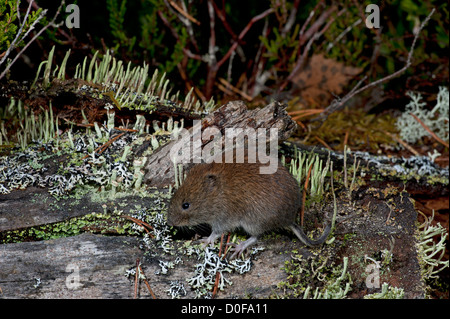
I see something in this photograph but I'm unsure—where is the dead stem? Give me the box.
[121,215,155,238]
[409,112,449,149]
[301,163,314,226]
[383,131,419,156]
[212,233,232,298]
[134,258,140,299]
[138,264,157,299]
[81,131,125,160]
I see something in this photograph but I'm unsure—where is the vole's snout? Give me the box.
[166,209,177,226]
[166,208,183,227]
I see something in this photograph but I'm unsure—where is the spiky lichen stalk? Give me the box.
[57,49,71,80]
[42,46,55,87]
[133,115,146,134]
[417,210,449,279]
[94,122,103,139]
[121,145,132,162]
[132,158,146,190]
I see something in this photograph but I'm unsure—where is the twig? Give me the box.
[212,271,221,299]
[0,0,35,68]
[121,215,155,237]
[157,11,202,62]
[314,136,333,150]
[0,1,65,80]
[134,258,140,299]
[211,1,239,41]
[409,112,449,148]
[81,132,125,160]
[138,264,157,299]
[223,233,232,258]
[289,109,324,121]
[383,131,419,156]
[205,3,276,99]
[216,7,276,70]
[301,163,314,226]
[326,18,362,53]
[212,233,225,298]
[217,77,253,101]
[315,8,436,122]
[212,233,232,298]
[281,6,341,91]
[288,109,324,116]
[343,130,349,147]
[168,0,200,25]
[281,0,301,36]
[97,133,126,155]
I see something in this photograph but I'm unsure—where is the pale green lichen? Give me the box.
[281,146,332,204]
[416,210,449,280]
[364,282,404,299]
[303,256,351,299]
[275,251,351,299]
[396,86,449,144]
[31,46,216,113]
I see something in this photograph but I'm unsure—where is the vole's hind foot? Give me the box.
[228,236,258,259]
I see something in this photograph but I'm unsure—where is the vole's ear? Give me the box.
[205,174,219,190]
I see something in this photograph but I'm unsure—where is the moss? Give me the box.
[300,108,398,152]
[0,209,143,244]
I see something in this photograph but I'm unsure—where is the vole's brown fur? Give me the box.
[167,158,330,258]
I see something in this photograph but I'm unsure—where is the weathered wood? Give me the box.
[143,100,297,187]
[0,187,426,299]
[0,186,169,233]
[0,233,144,298]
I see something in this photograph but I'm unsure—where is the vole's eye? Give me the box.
[182,202,190,210]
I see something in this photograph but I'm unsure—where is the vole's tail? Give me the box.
[289,223,331,246]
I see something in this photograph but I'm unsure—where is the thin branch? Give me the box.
[168,0,200,25]
[301,163,314,226]
[138,264,157,299]
[134,258,140,299]
[164,0,199,52]
[409,112,449,148]
[157,10,202,61]
[216,7,276,69]
[217,77,252,101]
[211,1,239,41]
[0,1,65,80]
[0,0,35,67]
[121,215,155,237]
[203,5,276,99]
[207,0,217,67]
[383,131,419,156]
[315,8,436,123]
[280,6,343,92]
[281,0,301,36]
